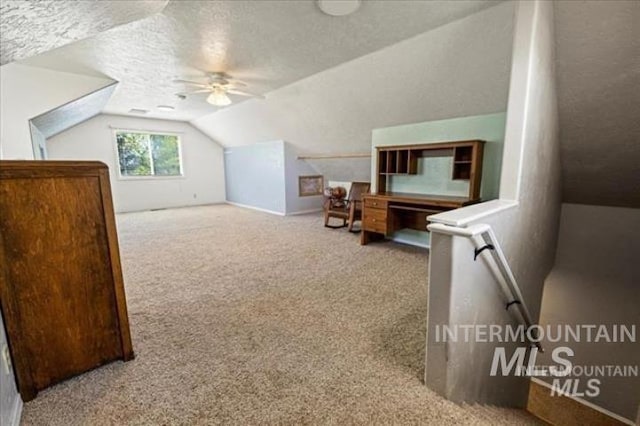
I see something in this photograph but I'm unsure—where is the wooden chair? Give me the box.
[324,181,370,232]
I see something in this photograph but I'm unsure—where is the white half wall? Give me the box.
[0,63,114,159]
[223,140,323,216]
[224,141,287,215]
[47,114,226,213]
[426,0,562,406]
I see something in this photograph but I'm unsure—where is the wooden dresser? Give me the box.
[0,161,134,401]
[361,140,484,245]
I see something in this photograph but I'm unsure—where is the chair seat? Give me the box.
[323,181,370,232]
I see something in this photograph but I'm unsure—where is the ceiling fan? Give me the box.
[174,72,264,107]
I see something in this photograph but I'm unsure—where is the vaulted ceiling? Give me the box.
[554,0,640,208]
[1,0,637,207]
[4,0,502,121]
[0,0,168,64]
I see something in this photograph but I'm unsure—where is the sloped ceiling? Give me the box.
[0,0,168,65]
[554,0,640,208]
[15,0,502,121]
[30,82,117,138]
[192,2,514,157]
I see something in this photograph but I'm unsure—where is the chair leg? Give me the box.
[347,205,354,232]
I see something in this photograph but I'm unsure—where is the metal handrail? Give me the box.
[427,222,543,352]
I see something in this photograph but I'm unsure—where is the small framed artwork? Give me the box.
[298,175,324,197]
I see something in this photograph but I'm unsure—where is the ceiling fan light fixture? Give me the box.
[317,0,361,17]
[207,88,232,106]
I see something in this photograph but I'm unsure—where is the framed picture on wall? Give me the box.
[298,175,324,197]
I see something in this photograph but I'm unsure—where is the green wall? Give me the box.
[370,112,506,247]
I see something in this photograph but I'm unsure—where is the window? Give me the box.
[115,131,182,177]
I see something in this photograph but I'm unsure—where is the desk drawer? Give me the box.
[364,197,387,210]
[363,209,387,233]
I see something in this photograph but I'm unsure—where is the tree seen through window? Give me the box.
[116,131,181,177]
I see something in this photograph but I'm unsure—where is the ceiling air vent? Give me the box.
[128,108,149,115]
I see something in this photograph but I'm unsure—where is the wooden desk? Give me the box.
[360,192,478,245]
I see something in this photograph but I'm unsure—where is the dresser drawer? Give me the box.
[363,209,388,234]
[364,197,387,210]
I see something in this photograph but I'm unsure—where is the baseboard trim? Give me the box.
[390,235,430,249]
[529,378,634,426]
[286,208,323,216]
[225,201,285,216]
[117,201,227,214]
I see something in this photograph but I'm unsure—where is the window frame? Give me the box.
[112,128,185,180]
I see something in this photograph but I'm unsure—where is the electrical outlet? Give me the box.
[2,344,12,374]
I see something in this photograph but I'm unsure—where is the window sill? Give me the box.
[117,175,186,181]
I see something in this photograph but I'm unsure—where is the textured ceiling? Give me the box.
[31,82,117,138]
[0,0,168,65]
[16,0,502,121]
[554,0,640,208]
[192,2,514,154]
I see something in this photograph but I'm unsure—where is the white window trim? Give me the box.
[112,128,185,180]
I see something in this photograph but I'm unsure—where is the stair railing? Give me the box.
[427,222,543,352]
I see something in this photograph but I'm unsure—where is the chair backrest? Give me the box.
[348,181,370,202]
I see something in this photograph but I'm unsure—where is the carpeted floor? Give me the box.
[21,205,540,425]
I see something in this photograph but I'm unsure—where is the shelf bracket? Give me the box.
[506,300,521,310]
[474,244,494,260]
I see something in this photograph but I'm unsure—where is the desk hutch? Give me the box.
[361,140,485,245]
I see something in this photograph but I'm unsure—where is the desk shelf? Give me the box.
[452,145,476,180]
[376,140,484,199]
[360,192,478,245]
[378,148,418,176]
[364,140,485,246]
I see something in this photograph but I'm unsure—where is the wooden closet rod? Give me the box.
[297,153,371,160]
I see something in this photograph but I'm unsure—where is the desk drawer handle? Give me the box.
[372,218,376,222]
[373,202,377,206]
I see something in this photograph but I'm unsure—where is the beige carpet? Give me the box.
[21,205,540,425]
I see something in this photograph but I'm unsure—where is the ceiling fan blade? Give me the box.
[227,89,264,99]
[173,79,210,88]
[225,79,247,87]
[176,89,212,96]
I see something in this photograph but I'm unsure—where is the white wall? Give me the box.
[536,203,640,421]
[28,122,47,160]
[426,0,562,406]
[0,63,114,159]
[192,2,515,181]
[47,114,226,213]
[0,314,21,426]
